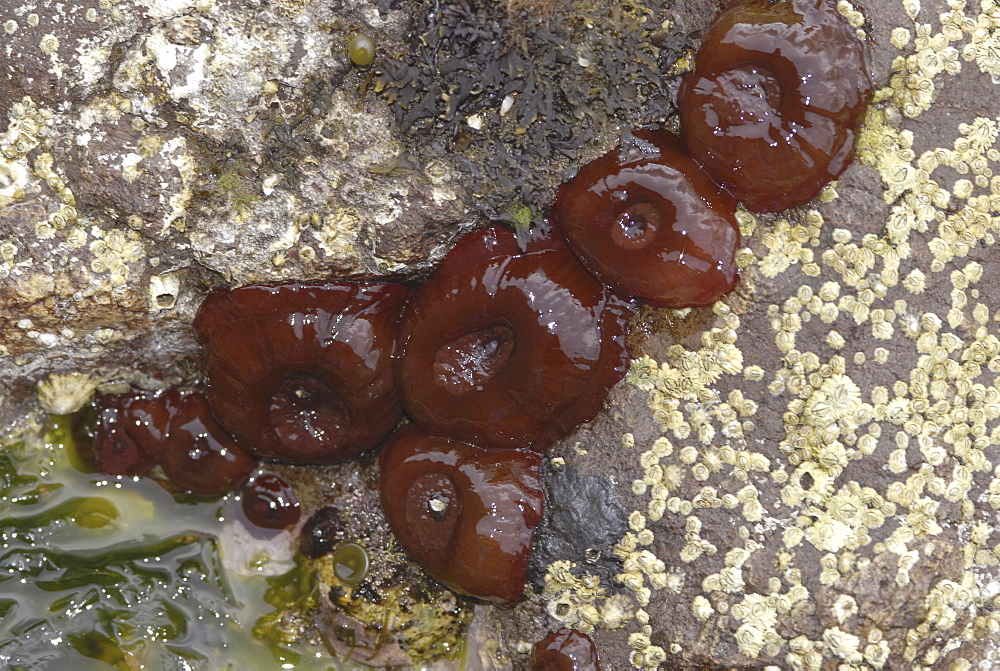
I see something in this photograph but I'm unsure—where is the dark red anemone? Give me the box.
[531,628,601,671]
[395,226,631,452]
[379,425,544,606]
[194,282,407,464]
[242,473,301,529]
[159,392,258,497]
[551,129,740,308]
[79,389,258,497]
[84,390,174,476]
[677,0,873,212]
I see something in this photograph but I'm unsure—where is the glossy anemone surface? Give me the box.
[159,391,258,497]
[677,0,873,212]
[379,425,544,605]
[552,129,740,308]
[241,473,302,529]
[396,226,632,452]
[194,282,407,464]
[531,628,601,671]
[83,390,174,477]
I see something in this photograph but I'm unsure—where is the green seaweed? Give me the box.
[0,417,344,670]
[252,556,322,666]
[217,163,261,215]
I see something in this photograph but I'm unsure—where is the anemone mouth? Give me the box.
[713,65,783,127]
[269,375,349,455]
[432,323,516,395]
[610,199,660,250]
[404,471,461,553]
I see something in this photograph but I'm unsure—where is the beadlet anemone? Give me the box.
[378,424,544,606]
[551,129,740,309]
[676,0,873,212]
[84,389,173,477]
[531,628,602,670]
[158,391,259,496]
[395,225,632,453]
[242,473,301,529]
[193,282,407,464]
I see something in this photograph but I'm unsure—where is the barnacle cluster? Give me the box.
[1,98,76,245]
[560,0,1000,667]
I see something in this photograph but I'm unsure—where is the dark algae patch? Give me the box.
[375,0,681,217]
[0,418,344,670]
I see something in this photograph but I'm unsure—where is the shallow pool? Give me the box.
[0,415,348,670]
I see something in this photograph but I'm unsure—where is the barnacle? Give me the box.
[332,542,370,585]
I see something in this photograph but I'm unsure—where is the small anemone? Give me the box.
[531,628,601,670]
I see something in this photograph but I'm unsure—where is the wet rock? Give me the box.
[54,118,194,240]
[6,0,1000,668]
[0,0,477,425]
[529,464,629,587]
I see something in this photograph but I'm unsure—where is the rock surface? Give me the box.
[5,0,1000,668]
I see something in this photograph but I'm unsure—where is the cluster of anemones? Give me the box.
[193,225,631,606]
[76,388,256,493]
[75,388,302,529]
[79,0,872,665]
[553,0,873,310]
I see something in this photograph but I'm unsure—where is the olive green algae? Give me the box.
[0,417,342,670]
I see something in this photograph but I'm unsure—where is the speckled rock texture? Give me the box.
[0,0,475,425]
[5,0,1000,668]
